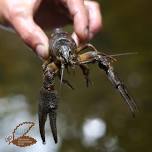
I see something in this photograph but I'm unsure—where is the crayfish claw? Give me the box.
[49,111,58,143]
[98,57,137,116]
[39,86,58,144]
[107,69,138,116]
[38,108,47,144]
[106,67,138,115]
[116,83,138,116]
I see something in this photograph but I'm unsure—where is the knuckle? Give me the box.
[9,7,28,22]
[92,1,101,10]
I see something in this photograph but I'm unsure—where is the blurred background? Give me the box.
[0,0,152,151]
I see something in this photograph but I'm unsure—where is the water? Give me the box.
[0,0,152,151]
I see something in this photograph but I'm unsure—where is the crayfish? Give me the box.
[38,28,137,144]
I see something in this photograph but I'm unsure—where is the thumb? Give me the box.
[11,16,49,59]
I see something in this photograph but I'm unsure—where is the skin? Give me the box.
[0,0,102,60]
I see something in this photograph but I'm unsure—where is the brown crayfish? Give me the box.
[38,28,138,144]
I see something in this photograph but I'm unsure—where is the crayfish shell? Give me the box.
[49,28,77,58]
[11,135,37,147]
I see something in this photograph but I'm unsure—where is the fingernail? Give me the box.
[36,44,48,60]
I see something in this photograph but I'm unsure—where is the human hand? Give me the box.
[0,0,102,59]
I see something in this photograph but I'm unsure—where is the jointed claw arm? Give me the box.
[77,44,138,116]
[97,56,138,116]
[39,62,58,144]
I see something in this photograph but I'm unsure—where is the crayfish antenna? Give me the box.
[110,52,138,57]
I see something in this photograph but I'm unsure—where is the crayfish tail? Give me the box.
[49,111,58,143]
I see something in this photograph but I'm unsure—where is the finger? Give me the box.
[63,0,89,41]
[84,1,102,39]
[11,15,49,59]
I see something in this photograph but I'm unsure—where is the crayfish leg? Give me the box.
[58,73,74,90]
[79,64,92,87]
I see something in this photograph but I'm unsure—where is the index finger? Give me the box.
[62,0,89,41]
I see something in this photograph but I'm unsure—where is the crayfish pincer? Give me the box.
[38,28,138,144]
